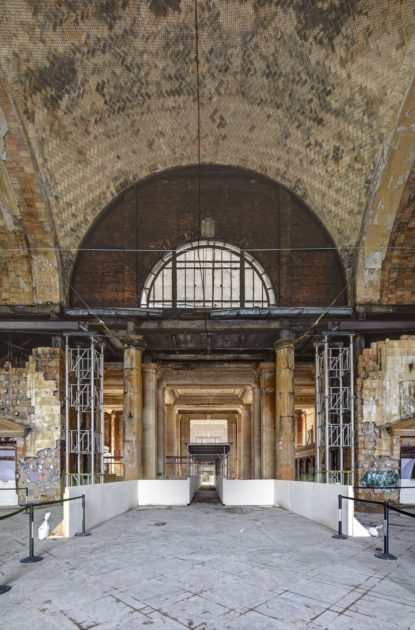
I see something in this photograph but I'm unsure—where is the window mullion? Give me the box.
[240,251,245,307]
[172,252,177,309]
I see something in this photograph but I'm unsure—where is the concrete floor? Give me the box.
[0,501,415,629]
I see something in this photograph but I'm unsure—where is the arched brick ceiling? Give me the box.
[381,159,415,304]
[0,0,414,296]
[70,165,347,309]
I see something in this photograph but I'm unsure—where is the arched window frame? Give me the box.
[141,240,276,309]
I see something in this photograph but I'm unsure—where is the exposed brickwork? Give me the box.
[71,165,347,308]
[381,161,415,304]
[0,0,414,293]
[0,79,61,304]
[356,337,415,502]
[0,347,64,501]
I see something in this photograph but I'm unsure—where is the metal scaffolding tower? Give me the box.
[65,337,104,486]
[315,334,355,485]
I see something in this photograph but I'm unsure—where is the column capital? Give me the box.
[274,338,294,351]
[129,335,147,351]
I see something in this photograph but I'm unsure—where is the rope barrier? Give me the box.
[333,494,414,561]
[1,494,90,594]
[0,506,27,520]
[388,505,415,519]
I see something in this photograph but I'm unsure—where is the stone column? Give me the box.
[180,415,190,477]
[252,386,261,479]
[164,404,176,478]
[260,363,276,479]
[275,340,295,480]
[142,363,157,479]
[227,416,237,479]
[123,346,143,480]
[156,386,165,478]
[240,405,252,479]
[236,412,242,478]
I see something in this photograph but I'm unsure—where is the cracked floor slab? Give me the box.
[0,504,414,629]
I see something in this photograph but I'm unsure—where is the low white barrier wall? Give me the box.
[0,481,18,506]
[64,480,138,537]
[188,475,199,503]
[274,481,369,537]
[216,476,224,503]
[220,479,275,506]
[138,480,190,506]
[400,482,415,505]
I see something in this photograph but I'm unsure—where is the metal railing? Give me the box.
[67,473,104,486]
[103,457,124,478]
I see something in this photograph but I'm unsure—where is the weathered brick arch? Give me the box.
[69,164,347,309]
[0,79,61,306]
[380,160,415,304]
[355,78,415,305]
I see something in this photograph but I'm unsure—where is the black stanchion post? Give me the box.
[75,494,91,537]
[0,585,11,594]
[333,494,347,539]
[20,503,43,564]
[375,501,397,560]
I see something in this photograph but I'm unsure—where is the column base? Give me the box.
[0,585,11,594]
[20,555,43,563]
[375,552,397,560]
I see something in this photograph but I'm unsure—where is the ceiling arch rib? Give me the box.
[355,77,415,306]
[0,78,61,307]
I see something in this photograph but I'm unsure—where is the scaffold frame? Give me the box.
[65,336,105,487]
[315,334,355,485]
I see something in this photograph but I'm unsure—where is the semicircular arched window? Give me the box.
[141,240,276,309]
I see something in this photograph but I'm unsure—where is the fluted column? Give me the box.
[164,403,176,478]
[240,405,252,479]
[156,386,165,478]
[260,363,275,479]
[227,416,237,479]
[142,363,157,479]
[275,339,295,480]
[123,345,143,480]
[252,386,261,479]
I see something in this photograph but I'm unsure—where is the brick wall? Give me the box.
[0,347,64,501]
[356,336,415,502]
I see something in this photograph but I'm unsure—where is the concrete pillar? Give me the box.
[227,416,237,479]
[260,363,275,479]
[142,363,157,479]
[123,346,143,480]
[275,340,295,480]
[236,412,242,478]
[180,415,190,477]
[252,386,261,479]
[156,386,165,478]
[164,404,176,478]
[240,405,252,479]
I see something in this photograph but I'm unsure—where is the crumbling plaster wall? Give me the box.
[0,347,64,500]
[0,0,414,294]
[356,336,415,498]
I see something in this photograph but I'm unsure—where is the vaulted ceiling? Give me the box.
[0,0,414,307]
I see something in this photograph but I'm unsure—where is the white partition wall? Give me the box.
[188,475,199,503]
[64,480,138,537]
[274,480,369,537]
[0,481,18,506]
[219,479,275,506]
[138,480,190,506]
